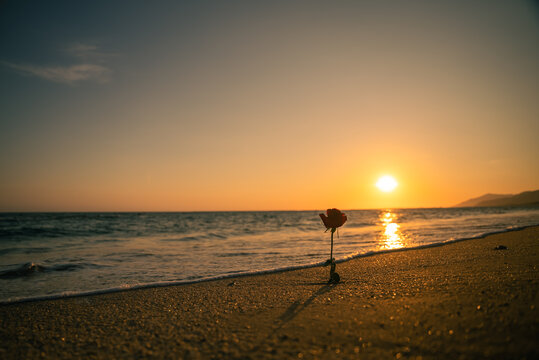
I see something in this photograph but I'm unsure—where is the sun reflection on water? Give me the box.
[379,210,406,250]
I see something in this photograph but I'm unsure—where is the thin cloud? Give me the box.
[3,62,111,84]
[2,43,113,84]
[65,43,116,62]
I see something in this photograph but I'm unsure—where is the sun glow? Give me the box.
[376,175,398,192]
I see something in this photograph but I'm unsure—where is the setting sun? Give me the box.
[376,175,398,193]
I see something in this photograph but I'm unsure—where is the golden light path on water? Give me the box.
[379,210,406,250]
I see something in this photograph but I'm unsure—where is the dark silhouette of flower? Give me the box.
[319,208,347,284]
[319,208,347,230]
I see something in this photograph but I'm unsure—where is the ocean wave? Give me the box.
[0,226,116,239]
[207,232,227,239]
[0,262,47,278]
[1,224,537,305]
[160,232,229,242]
[0,247,52,255]
[160,236,200,242]
[217,252,256,257]
[131,253,156,258]
[0,262,102,279]
[1,210,538,304]
[0,227,69,238]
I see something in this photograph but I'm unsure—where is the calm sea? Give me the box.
[1,207,538,303]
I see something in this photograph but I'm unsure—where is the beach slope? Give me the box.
[1,227,538,359]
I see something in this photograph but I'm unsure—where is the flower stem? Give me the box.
[330,229,334,262]
[329,228,336,280]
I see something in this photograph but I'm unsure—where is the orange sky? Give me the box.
[1,1,538,211]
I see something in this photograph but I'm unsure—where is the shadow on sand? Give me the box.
[251,283,338,353]
[278,283,336,323]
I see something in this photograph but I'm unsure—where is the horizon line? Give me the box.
[0,206,484,214]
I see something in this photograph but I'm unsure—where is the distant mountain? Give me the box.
[455,190,539,207]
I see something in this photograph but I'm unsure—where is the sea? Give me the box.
[1,207,538,304]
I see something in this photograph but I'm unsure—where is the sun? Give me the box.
[376,175,398,192]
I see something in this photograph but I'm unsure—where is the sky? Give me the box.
[1,0,538,211]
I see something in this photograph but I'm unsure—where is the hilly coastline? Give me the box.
[455,190,539,207]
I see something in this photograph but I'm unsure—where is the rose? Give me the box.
[319,208,347,230]
[319,208,347,284]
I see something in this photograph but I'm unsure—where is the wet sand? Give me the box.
[1,226,538,359]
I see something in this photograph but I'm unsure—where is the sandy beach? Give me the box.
[1,226,537,359]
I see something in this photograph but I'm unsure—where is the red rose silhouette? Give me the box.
[319,208,347,230]
[319,208,346,284]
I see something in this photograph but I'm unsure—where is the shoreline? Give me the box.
[1,226,538,359]
[2,224,537,306]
